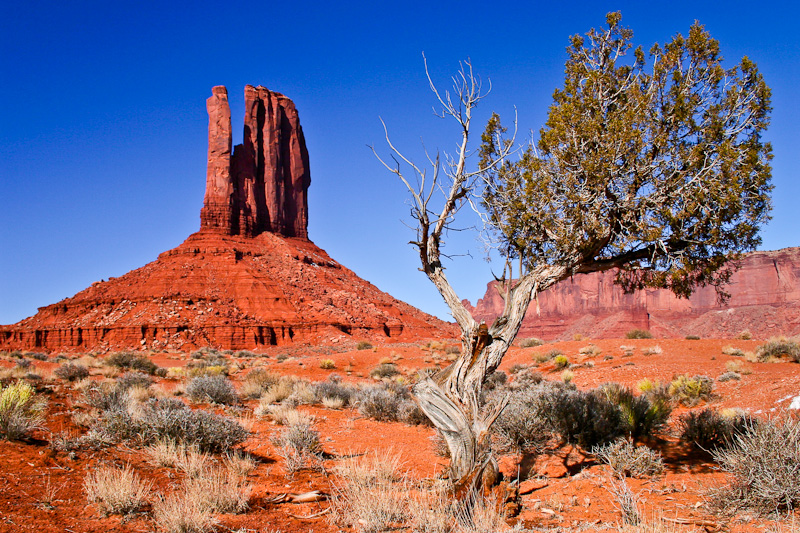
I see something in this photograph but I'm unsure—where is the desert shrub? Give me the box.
[234,350,258,358]
[553,354,570,370]
[738,329,753,340]
[561,369,574,383]
[314,375,356,407]
[490,385,550,453]
[710,416,800,515]
[30,352,49,361]
[519,337,544,348]
[104,352,158,374]
[679,408,757,451]
[626,329,653,339]
[722,345,745,357]
[600,383,672,440]
[444,345,460,355]
[239,368,279,399]
[607,476,642,526]
[0,380,45,440]
[756,337,800,362]
[84,464,151,516]
[482,370,507,391]
[540,385,625,448]
[54,362,90,382]
[94,397,248,453]
[579,344,602,356]
[509,367,543,389]
[370,362,400,379]
[641,345,662,356]
[152,490,218,533]
[186,375,237,405]
[718,371,741,382]
[320,359,336,369]
[685,334,701,340]
[535,348,562,364]
[356,341,373,350]
[357,384,405,422]
[592,439,664,478]
[668,375,714,406]
[271,418,322,475]
[116,371,153,390]
[257,378,296,407]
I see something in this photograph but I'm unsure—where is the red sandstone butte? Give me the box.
[464,247,800,340]
[0,86,452,352]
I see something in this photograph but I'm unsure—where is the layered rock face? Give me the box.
[200,85,310,239]
[0,86,451,352]
[465,247,800,339]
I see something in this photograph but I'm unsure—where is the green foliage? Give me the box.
[625,329,653,340]
[601,383,672,440]
[0,381,45,440]
[679,408,755,451]
[479,12,772,299]
[539,385,626,448]
[669,375,714,406]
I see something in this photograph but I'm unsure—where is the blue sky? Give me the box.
[1,0,798,324]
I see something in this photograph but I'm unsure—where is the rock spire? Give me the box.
[200,85,310,239]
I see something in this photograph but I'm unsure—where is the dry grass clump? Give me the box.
[331,452,408,533]
[722,345,745,357]
[184,465,251,513]
[239,368,279,399]
[152,491,218,533]
[592,439,664,478]
[84,464,151,516]
[641,345,662,356]
[104,352,158,374]
[607,475,642,526]
[320,359,336,369]
[710,415,800,515]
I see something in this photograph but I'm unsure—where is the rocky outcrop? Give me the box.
[200,85,310,239]
[0,85,452,352]
[464,248,800,339]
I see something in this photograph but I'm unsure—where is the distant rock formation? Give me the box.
[0,86,451,352]
[200,85,310,239]
[464,247,800,339]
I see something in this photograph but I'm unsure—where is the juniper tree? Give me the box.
[375,13,772,495]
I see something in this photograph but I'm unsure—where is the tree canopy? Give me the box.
[480,12,772,298]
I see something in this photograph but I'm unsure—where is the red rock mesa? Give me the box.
[0,86,452,352]
[465,247,800,339]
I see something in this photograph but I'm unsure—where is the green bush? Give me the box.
[0,381,46,440]
[104,352,158,375]
[756,337,800,362]
[668,375,714,406]
[685,335,701,340]
[553,355,570,369]
[625,329,653,339]
[679,408,756,451]
[601,383,672,440]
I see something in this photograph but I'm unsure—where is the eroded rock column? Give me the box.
[200,86,234,233]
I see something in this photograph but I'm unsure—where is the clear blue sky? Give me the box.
[1,0,798,325]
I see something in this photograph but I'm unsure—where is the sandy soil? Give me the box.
[1,337,799,533]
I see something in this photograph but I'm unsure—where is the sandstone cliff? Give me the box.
[0,86,451,352]
[464,248,800,339]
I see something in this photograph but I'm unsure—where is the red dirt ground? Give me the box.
[2,337,799,532]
